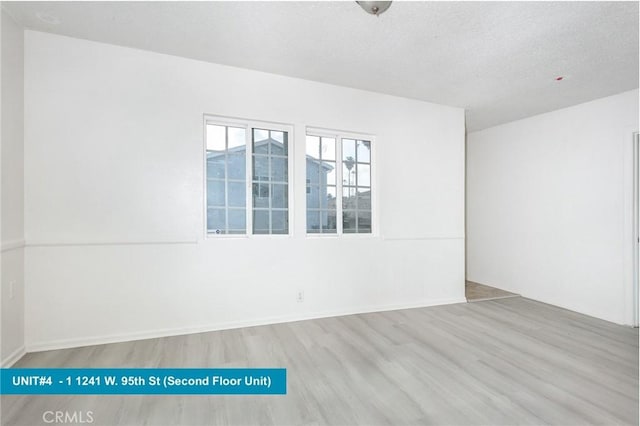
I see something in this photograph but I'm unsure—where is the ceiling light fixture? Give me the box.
[356,1,392,16]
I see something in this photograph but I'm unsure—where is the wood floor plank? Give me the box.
[465,281,519,301]
[2,297,638,425]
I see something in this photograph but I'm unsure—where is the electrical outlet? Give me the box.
[296,291,304,303]
[9,280,16,300]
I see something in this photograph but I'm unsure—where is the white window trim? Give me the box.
[203,114,295,238]
[305,127,378,238]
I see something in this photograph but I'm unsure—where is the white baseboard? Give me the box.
[1,346,26,367]
[26,297,466,353]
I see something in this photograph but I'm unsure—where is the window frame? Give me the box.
[203,115,295,238]
[305,127,376,238]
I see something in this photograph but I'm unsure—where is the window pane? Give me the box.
[253,129,269,154]
[273,131,288,156]
[322,210,337,233]
[271,131,284,143]
[306,136,320,160]
[228,127,245,149]
[343,187,356,210]
[306,158,321,184]
[323,161,336,185]
[271,210,288,234]
[321,137,336,161]
[343,210,357,233]
[307,185,320,209]
[357,140,371,163]
[251,128,289,235]
[207,208,226,233]
[357,163,371,187]
[207,156,225,179]
[206,124,247,234]
[327,186,336,210]
[253,156,269,180]
[228,209,246,231]
[228,153,245,180]
[207,180,225,207]
[228,182,246,207]
[357,210,372,233]
[253,129,269,142]
[253,210,269,234]
[271,138,286,156]
[206,124,226,151]
[343,138,356,162]
[307,210,320,233]
[323,186,337,210]
[271,157,287,182]
[271,184,287,209]
[357,188,371,210]
[253,183,269,208]
[343,161,356,186]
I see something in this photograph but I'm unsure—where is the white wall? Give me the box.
[24,31,465,351]
[467,89,639,325]
[1,9,25,366]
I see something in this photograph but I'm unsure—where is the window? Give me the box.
[342,138,372,233]
[205,118,291,235]
[252,128,289,234]
[306,135,337,233]
[306,131,373,234]
[206,124,246,234]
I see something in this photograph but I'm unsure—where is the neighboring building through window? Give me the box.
[206,124,247,234]
[205,118,291,235]
[306,131,373,234]
[306,135,337,233]
[252,128,289,234]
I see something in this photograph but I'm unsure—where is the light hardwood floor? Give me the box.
[466,281,519,302]
[2,297,638,425]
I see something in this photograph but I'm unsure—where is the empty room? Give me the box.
[1,1,638,425]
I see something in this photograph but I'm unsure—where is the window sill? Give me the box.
[205,233,293,239]
[305,233,377,239]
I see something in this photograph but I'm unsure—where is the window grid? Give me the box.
[205,118,291,237]
[306,136,338,234]
[342,138,371,234]
[252,128,289,235]
[306,133,372,235]
[206,125,247,235]
[319,136,336,234]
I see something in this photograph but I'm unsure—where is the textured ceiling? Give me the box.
[3,1,639,131]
